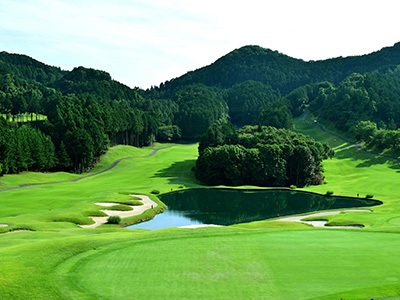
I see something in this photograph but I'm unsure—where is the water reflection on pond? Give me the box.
[126,189,380,230]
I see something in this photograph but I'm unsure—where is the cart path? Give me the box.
[0,146,174,192]
[302,110,400,162]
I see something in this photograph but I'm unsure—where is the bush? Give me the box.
[366,194,374,199]
[151,190,160,195]
[290,185,297,190]
[107,216,121,224]
[326,191,334,196]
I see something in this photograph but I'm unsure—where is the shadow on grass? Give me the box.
[152,159,200,185]
[334,147,400,171]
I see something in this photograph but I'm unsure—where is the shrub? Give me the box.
[151,190,160,195]
[107,216,121,224]
[326,191,334,196]
[366,194,374,199]
[290,185,297,190]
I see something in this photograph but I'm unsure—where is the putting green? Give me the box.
[61,229,400,300]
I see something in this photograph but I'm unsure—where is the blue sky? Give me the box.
[1,0,399,89]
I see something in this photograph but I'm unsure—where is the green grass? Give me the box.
[58,229,400,300]
[102,204,133,211]
[0,119,400,299]
[293,117,349,148]
[1,113,47,122]
[0,145,155,188]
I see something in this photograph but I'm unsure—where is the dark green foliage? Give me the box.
[225,80,279,125]
[256,100,293,129]
[0,119,56,175]
[157,43,400,97]
[157,125,181,142]
[284,82,335,117]
[173,84,228,139]
[0,51,65,85]
[107,216,121,224]
[158,46,312,95]
[151,190,160,195]
[354,121,378,143]
[326,191,334,196]
[353,120,400,151]
[366,194,374,199]
[196,124,334,187]
[310,73,400,131]
[52,66,141,103]
[198,121,238,155]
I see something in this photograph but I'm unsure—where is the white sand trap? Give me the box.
[0,224,8,228]
[80,194,158,228]
[0,229,32,235]
[275,209,372,228]
[178,224,223,229]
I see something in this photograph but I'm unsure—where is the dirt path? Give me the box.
[275,209,372,228]
[79,194,158,229]
[0,146,173,193]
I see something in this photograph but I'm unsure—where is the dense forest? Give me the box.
[195,123,334,187]
[1,42,400,180]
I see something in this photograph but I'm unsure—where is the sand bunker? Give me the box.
[0,224,33,234]
[0,229,32,234]
[275,209,372,228]
[80,194,158,229]
[178,224,223,229]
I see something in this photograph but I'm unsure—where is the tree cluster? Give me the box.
[0,117,55,175]
[354,120,400,151]
[195,123,334,188]
[310,73,400,131]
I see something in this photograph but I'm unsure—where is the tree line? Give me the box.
[1,42,400,176]
[354,120,400,151]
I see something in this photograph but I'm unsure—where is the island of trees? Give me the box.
[195,123,334,187]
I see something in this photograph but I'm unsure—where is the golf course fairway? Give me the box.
[0,119,400,299]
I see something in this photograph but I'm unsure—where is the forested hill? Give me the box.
[52,66,143,102]
[0,51,66,85]
[156,42,400,96]
[2,42,400,177]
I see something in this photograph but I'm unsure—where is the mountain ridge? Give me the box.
[2,42,400,92]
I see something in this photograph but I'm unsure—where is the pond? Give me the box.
[126,189,381,230]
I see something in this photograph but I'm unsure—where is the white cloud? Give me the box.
[0,0,399,88]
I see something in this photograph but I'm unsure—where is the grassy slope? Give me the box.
[293,117,400,231]
[0,145,154,188]
[0,120,399,299]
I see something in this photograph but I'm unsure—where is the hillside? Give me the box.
[1,42,400,176]
[0,51,66,85]
[156,42,400,96]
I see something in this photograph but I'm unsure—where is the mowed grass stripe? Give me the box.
[68,229,400,300]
